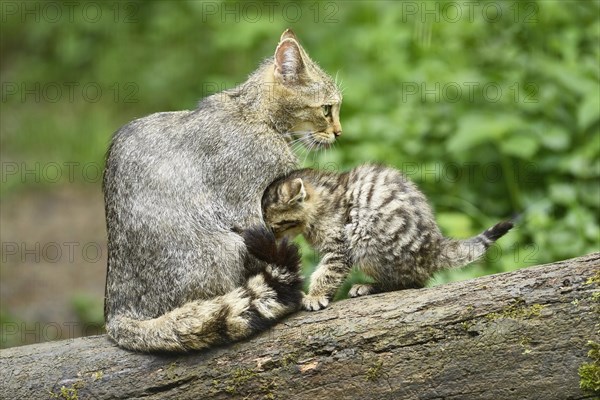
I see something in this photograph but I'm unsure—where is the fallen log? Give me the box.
[1,253,599,400]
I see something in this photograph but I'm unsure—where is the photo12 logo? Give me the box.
[1,162,103,184]
[400,82,539,104]
[1,1,139,24]
[199,1,339,23]
[400,1,539,24]
[2,241,105,264]
[1,322,104,345]
[1,82,139,104]
[400,161,539,184]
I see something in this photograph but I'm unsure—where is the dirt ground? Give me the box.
[1,185,107,348]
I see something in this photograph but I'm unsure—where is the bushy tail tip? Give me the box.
[242,225,303,309]
[242,225,301,273]
[482,220,514,243]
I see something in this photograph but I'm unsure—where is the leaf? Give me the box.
[448,113,526,154]
[539,127,571,151]
[539,61,596,96]
[500,134,540,159]
[578,87,600,131]
[578,181,600,208]
[549,183,577,206]
[558,154,595,178]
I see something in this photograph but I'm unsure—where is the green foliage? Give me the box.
[48,381,84,400]
[579,341,600,393]
[71,294,104,327]
[2,1,598,288]
[0,310,23,349]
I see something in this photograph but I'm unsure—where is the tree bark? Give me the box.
[2,253,599,400]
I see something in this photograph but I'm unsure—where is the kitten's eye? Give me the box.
[276,220,299,231]
[322,104,332,118]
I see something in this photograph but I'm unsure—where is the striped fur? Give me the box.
[106,227,302,352]
[262,164,513,311]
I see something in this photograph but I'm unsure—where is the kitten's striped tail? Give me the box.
[106,226,303,352]
[437,219,514,270]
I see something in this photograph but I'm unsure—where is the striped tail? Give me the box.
[106,226,303,352]
[438,220,514,270]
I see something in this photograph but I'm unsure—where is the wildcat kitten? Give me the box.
[261,164,513,311]
[103,29,342,351]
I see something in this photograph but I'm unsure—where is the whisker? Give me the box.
[291,144,305,155]
[291,139,307,153]
[290,138,304,147]
[294,144,307,162]
[287,139,306,149]
[305,142,312,166]
[285,130,320,158]
[285,131,314,144]
[303,139,316,167]
[335,74,346,94]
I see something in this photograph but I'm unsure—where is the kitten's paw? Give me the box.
[349,284,377,298]
[302,294,329,311]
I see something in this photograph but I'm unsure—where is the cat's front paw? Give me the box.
[349,284,377,298]
[302,294,329,311]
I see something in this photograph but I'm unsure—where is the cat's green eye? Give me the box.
[322,104,332,118]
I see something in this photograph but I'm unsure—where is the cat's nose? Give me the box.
[333,122,342,137]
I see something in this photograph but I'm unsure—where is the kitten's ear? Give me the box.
[274,39,306,84]
[279,178,306,204]
[289,178,307,204]
[279,28,298,42]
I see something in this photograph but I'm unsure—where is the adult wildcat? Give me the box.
[103,30,342,351]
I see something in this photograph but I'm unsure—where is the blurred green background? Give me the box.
[1,0,599,348]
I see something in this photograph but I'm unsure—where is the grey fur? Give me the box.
[103,29,342,351]
[262,164,513,311]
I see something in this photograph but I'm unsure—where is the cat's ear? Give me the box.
[279,28,298,42]
[279,178,306,204]
[274,39,306,84]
